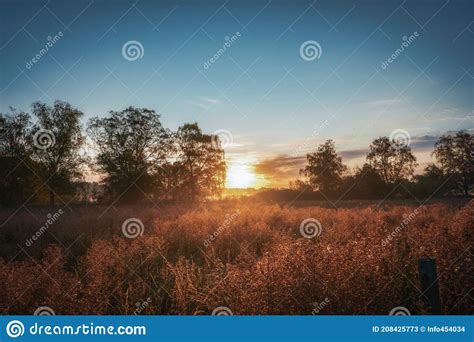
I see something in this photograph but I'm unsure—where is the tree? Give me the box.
[87,107,171,203]
[0,109,40,205]
[366,137,417,185]
[30,101,86,205]
[433,131,473,196]
[346,163,387,199]
[300,139,347,195]
[0,108,31,157]
[289,179,312,192]
[154,161,187,201]
[412,164,448,198]
[174,123,226,202]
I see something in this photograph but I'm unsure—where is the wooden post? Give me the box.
[418,258,441,314]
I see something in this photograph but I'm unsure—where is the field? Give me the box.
[0,199,472,315]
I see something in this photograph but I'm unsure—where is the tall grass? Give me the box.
[0,200,472,315]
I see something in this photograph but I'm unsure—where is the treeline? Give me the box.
[0,101,225,206]
[1,100,472,206]
[289,134,473,200]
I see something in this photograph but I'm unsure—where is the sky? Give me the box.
[1,0,473,188]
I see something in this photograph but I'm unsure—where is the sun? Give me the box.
[226,162,257,188]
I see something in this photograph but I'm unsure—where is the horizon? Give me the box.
[1,0,473,188]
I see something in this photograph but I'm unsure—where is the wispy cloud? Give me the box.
[187,97,221,110]
[339,148,367,160]
[364,98,404,109]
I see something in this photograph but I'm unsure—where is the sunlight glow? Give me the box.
[226,162,257,188]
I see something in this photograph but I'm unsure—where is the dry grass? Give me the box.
[0,200,472,315]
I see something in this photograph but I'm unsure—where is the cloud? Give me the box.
[187,97,220,110]
[410,135,439,150]
[254,155,306,183]
[337,135,440,157]
[202,97,219,104]
[339,148,367,160]
[365,98,404,109]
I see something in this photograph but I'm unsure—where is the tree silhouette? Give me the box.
[348,163,387,199]
[412,164,448,198]
[434,131,473,196]
[300,139,347,195]
[174,123,226,202]
[366,137,417,185]
[87,107,171,204]
[2,99,472,204]
[0,108,39,205]
[30,101,86,205]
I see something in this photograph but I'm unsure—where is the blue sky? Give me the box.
[1,0,473,187]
